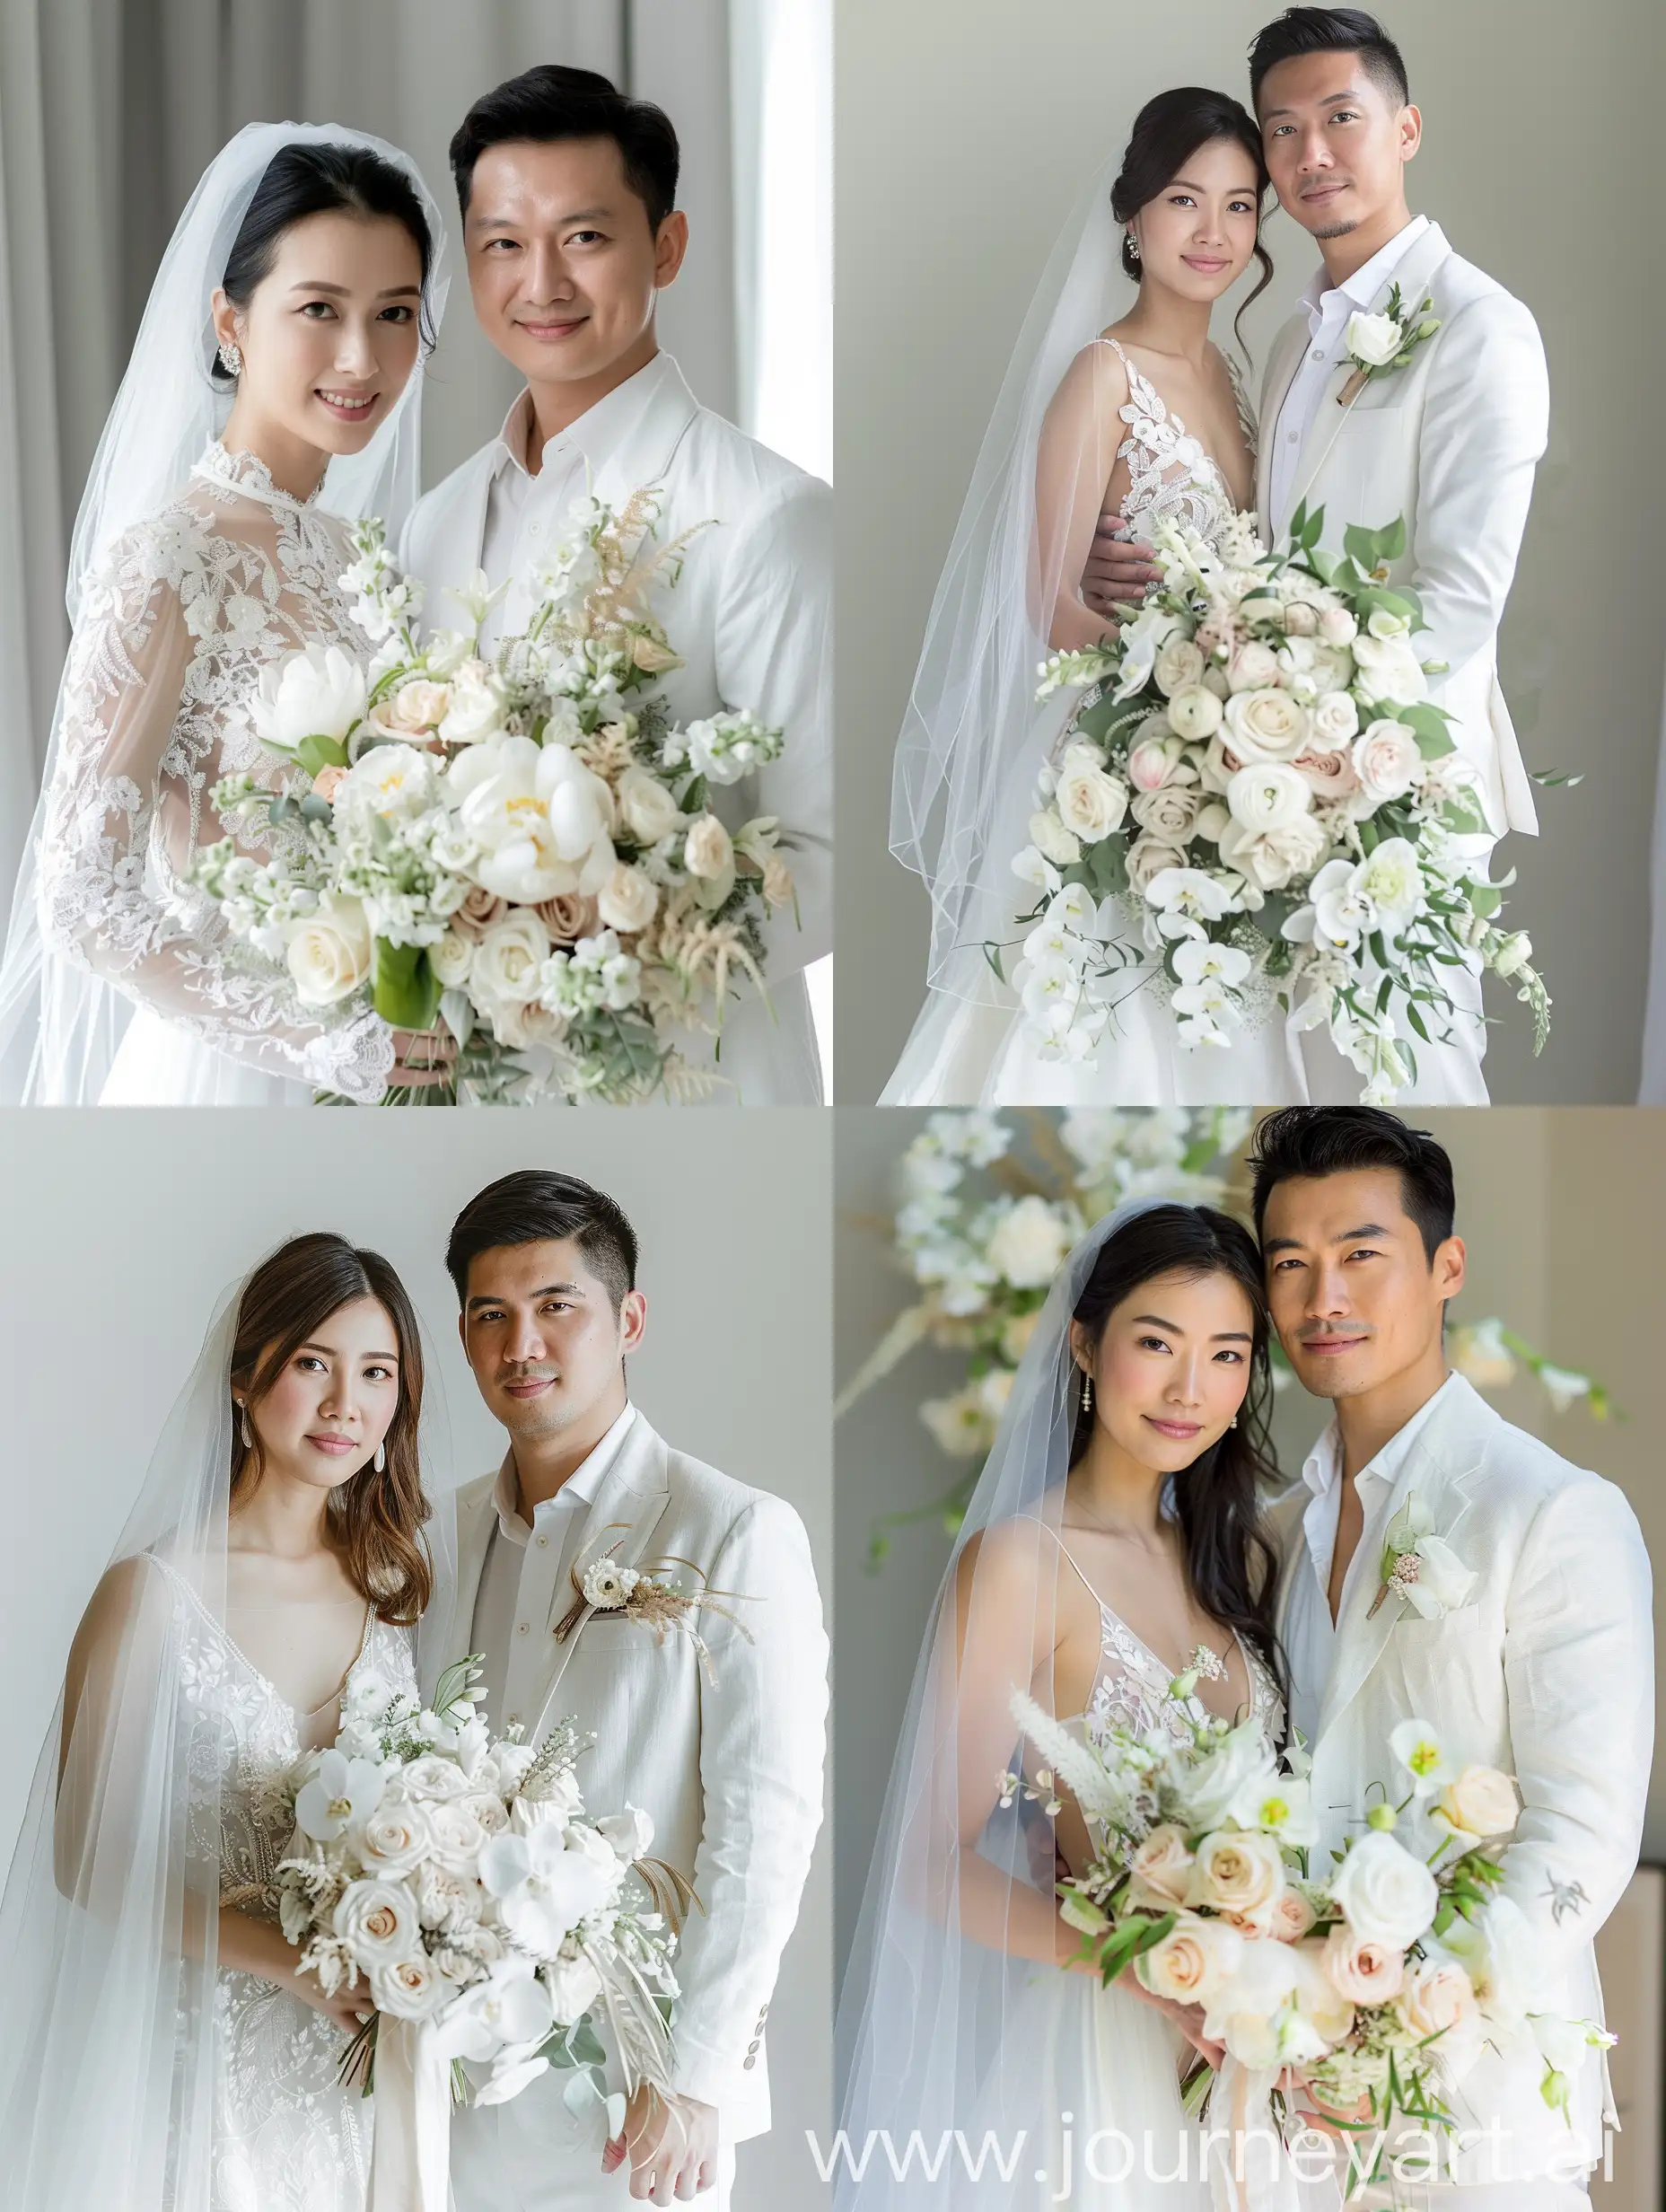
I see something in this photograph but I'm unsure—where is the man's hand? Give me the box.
[601,2085,720,2204]
[1081,518,1159,624]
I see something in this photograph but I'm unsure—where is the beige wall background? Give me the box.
[0,1106,832,2211]
[833,0,1666,1103]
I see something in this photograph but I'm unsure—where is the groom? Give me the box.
[1250,1107,1652,2207]
[1089,10,1550,1102]
[432,1169,829,2208]
[403,66,831,1104]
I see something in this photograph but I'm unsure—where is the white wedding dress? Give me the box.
[995,1524,1285,2208]
[158,1557,416,2212]
[36,443,393,1106]
[883,341,1310,1105]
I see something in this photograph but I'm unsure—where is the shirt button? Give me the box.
[537,1535,548,1548]
[506,1713,520,1728]
[529,522,541,537]
[1311,348,1325,361]
[1287,430,1299,442]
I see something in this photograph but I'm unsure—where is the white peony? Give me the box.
[1327,1830,1439,1952]
[250,645,366,757]
[448,736,616,904]
[284,893,373,1007]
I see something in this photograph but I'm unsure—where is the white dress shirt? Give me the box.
[1283,1367,1460,1750]
[1268,213,1431,527]
[469,1401,637,1734]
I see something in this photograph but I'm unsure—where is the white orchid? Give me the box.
[295,1749,386,1842]
[478,1824,620,1955]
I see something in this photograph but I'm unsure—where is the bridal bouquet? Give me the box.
[193,488,799,1104]
[1004,506,1551,1103]
[275,1655,680,2128]
[1013,1682,1611,2198]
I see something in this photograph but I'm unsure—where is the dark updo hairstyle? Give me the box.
[449,65,680,233]
[1111,88,1274,349]
[1070,1203,1284,1698]
[230,1233,432,1624]
[211,142,436,382]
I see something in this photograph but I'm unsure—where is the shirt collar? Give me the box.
[1301,213,1432,322]
[1300,1367,1460,1502]
[491,352,677,486]
[491,1400,637,1543]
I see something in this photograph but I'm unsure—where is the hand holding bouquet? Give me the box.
[1005,506,1553,1103]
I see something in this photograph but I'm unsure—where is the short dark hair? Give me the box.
[449,65,680,230]
[445,1170,639,1311]
[214,144,437,383]
[1248,1107,1454,1263]
[1249,8,1410,110]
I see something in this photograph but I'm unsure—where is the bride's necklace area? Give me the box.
[1064,1497,1232,1685]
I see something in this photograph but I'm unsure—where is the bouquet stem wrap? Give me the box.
[367,2016,452,2212]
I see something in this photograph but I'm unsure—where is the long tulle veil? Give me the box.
[834,1198,1200,2210]
[889,154,1131,1029]
[0,121,450,1104]
[0,1253,451,2208]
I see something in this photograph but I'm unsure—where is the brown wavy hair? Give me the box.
[230,1233,432,1624]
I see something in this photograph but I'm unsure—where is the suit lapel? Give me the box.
[445,1475,499,1672]
[527,1414,673,1741]
[1315,1378,1486,1742]
[1257,318,1309,538]
[579,355,702,517]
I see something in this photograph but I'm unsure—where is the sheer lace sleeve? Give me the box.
[36,511,392,1102]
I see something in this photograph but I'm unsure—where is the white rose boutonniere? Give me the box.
[1368,1490,1479,1620]
[1340,282,1442,405]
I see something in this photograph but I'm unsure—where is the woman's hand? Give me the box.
[286,1959,374,2033]
[390,1028,456,1088]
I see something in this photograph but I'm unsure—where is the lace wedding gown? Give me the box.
[158,1558,414,2211]
[37,443,393,1105]
[883,340,1310,1105]
[999,1524,1286,2208]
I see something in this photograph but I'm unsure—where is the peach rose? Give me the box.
[312,764,349,804]
[1398,1954,1477,2040]
[1270,1888,1318,1943]
[451,886,509,941]
[1192,1830,1286,1932]
[1323,1921,1407,2005]
[1137,1916,1244,2007]
[1293,748,1362,802]
[1129,1823,1196,1908]
[535,891,600,945]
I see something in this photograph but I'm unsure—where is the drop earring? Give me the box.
[1127,233,1141,261]
[1230,1414,1239,1429]
[374,1442,386,1474]
[238,1403,252,1450]
[219,341,242,376]
[1080,1371,1093,1415]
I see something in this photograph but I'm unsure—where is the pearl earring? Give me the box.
[374,1442,387,1474]
[1127,233,1141,261]
[238,1403,251,1450]
[219,341,242,376]
[1080,1371,1093,1414]
[1230,1414,1240,1429]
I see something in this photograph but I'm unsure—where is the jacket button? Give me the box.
[742,2055,757,2070]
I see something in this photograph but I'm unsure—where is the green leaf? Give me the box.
[1344,522,1384,573]
[1401,703,1456,759]
[295,732,350,779]
[1468,883,1503,919]
[373,938,443,1031]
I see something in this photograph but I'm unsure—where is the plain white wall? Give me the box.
[833,0,1666,1103]
[0,1104,831,2211]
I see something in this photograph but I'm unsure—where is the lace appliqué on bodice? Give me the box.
[165,1563,417,2212]
[1097,336,1257,552]
[36,443,392,1102]
[1083,1603,1284,1756]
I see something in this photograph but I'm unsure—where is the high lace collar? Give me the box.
[193,440,325,512]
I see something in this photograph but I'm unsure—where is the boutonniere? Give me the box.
[554,1539,754,1679]
[1366,1491,1478,1620]
[1338,282,1442,405]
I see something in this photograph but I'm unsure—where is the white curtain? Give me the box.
[0,0,765,873]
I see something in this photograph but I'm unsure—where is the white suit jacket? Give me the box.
[1267,1375,1653,2183]
[1257,224,1549,841]
[401,354,831,1104]
[428,1411,829,2141]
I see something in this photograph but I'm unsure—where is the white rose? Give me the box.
[437,659,508,745]
[1126,835,1190,897]
[358,1801,434,1878]
[1055,744,1129,840]
[1166,686,1224,742]
[1190,1830,1286,1933]
[429,927,476,988]
[1319,604,1359,647]
[1398,1954,1478,2041]
[1437,1765,1519,1839]
[1327,1830,1440,1952]
[684,812,734,882]
[1153,636,1206,698]
[1223,688,1312,764]
[1029,809,1082,867]
[1353,719,1422,806]
[617,764,684,845]
[471,911,553,1007]
[1226,640,1281,694]
[284,892,373,1007]
[333,1877,421,1968]
[1346,309,1404,368]
[1130,784,1202,842]
[1217,810,1328,892]
[250,645,367,756]
[383,678,453,735]
[371,1953,443,2021]
[596,862,660,935]
[1311,690,1361,750]
[1226,762,1312,836]
[985,1196,1074,1288]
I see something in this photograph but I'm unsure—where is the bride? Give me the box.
[0,124,451,1105]
[884,90,1317,1107]
[0,1233,435,2209]
[835,1199,1289,2208]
